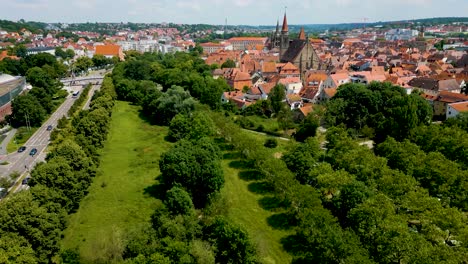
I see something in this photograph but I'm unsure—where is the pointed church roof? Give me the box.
[275,19,280,33]
[298,27,306,40]
[281,12,288,32]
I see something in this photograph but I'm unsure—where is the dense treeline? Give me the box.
[280,126,468,263]
[0,19,46,34]
[375,137,468,210]
[0,76,115,262]
[67,83,91,116]
[4,53,69,127]
[409,124,468,169]
[111,50,230,115]
[325,82,432,142]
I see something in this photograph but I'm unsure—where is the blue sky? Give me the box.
[0,0,467,25]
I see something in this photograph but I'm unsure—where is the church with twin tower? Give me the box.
[270,12,321,77]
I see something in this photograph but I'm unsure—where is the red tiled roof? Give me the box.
[450,101,468,112]
[95,44,121,56]
[437,91,468,103]
[299,104,314,116]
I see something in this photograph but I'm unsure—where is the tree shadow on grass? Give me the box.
[138,111,155,125]
[143,180,166,200]
[258,196,285,211]
[281,234,306,256]
[223,152,241,160]
[248,181,274,194]
[239,170,263,181]
[267,212,296,231]
[228,160,251,169]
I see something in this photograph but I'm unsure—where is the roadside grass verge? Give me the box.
[61,101,172,261]
[6,97,66,154]
[6,127,39,153]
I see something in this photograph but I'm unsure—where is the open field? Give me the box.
[221,150,293,264]
[61,101,172,261]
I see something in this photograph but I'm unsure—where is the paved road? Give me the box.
[0,83,98,179]
[83,84,100,110]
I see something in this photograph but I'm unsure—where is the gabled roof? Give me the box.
[449,101,468,112]
[262,61,277,73]
[281,39,307,63]
[324,88,337,98]
[437,91,468,103]
[299,104,314,116]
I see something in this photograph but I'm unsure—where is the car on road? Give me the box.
[47,125,53,131]
[29,148,37,156]
[0,187,6,198]
[22,176,31,185]
[17,146,26,153]
[72,91,80,97]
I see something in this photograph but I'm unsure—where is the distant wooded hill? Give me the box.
[0,19,47,33]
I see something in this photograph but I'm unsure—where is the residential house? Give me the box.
[447,101,468,119]
[227,37,268,51]
[286,94,303,110]
[279,77,302,94]
[433,91,468,119]
[409,77,462,96]
[94,44,125,61]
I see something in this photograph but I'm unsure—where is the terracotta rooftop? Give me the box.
[299,104,314,116]
[95,44,121,56]
[450,101,468,113]
[437,91,468,103]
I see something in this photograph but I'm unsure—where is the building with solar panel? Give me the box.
[0,74,26,121]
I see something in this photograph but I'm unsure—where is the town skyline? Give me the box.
[1,0,468,25]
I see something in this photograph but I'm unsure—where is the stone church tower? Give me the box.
[270,19,281,49]
[280,12,289,58]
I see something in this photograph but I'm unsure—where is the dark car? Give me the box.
[29,148,37,156]
[22,176,31,185]
[47,125,53,131]
[18,146,27,153]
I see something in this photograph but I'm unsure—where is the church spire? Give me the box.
[298,27,306,40]
[281,12,288,32]
[275,19,280,34]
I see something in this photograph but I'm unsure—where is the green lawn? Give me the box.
[7,127,39,153]
[61,101,172,261]
[222,151,293,264]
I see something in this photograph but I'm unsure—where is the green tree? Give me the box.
[73,56,93,74]
[159,138,224,207]
[0,192,62,263]
[165,187,195,216]
[8,94,46,127]
[204,217,257,264]
[167,112,216,142]
[150,86,196,125]
[220,59,236,68]
[268,84,286,114]
[0,233,37,264]
[294,113,319,142]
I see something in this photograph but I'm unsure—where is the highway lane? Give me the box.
[0,82,104,179]
[0,87,81,178]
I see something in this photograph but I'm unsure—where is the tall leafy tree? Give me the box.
[159,138,224,207]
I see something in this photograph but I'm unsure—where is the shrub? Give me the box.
[264,138,278,148]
